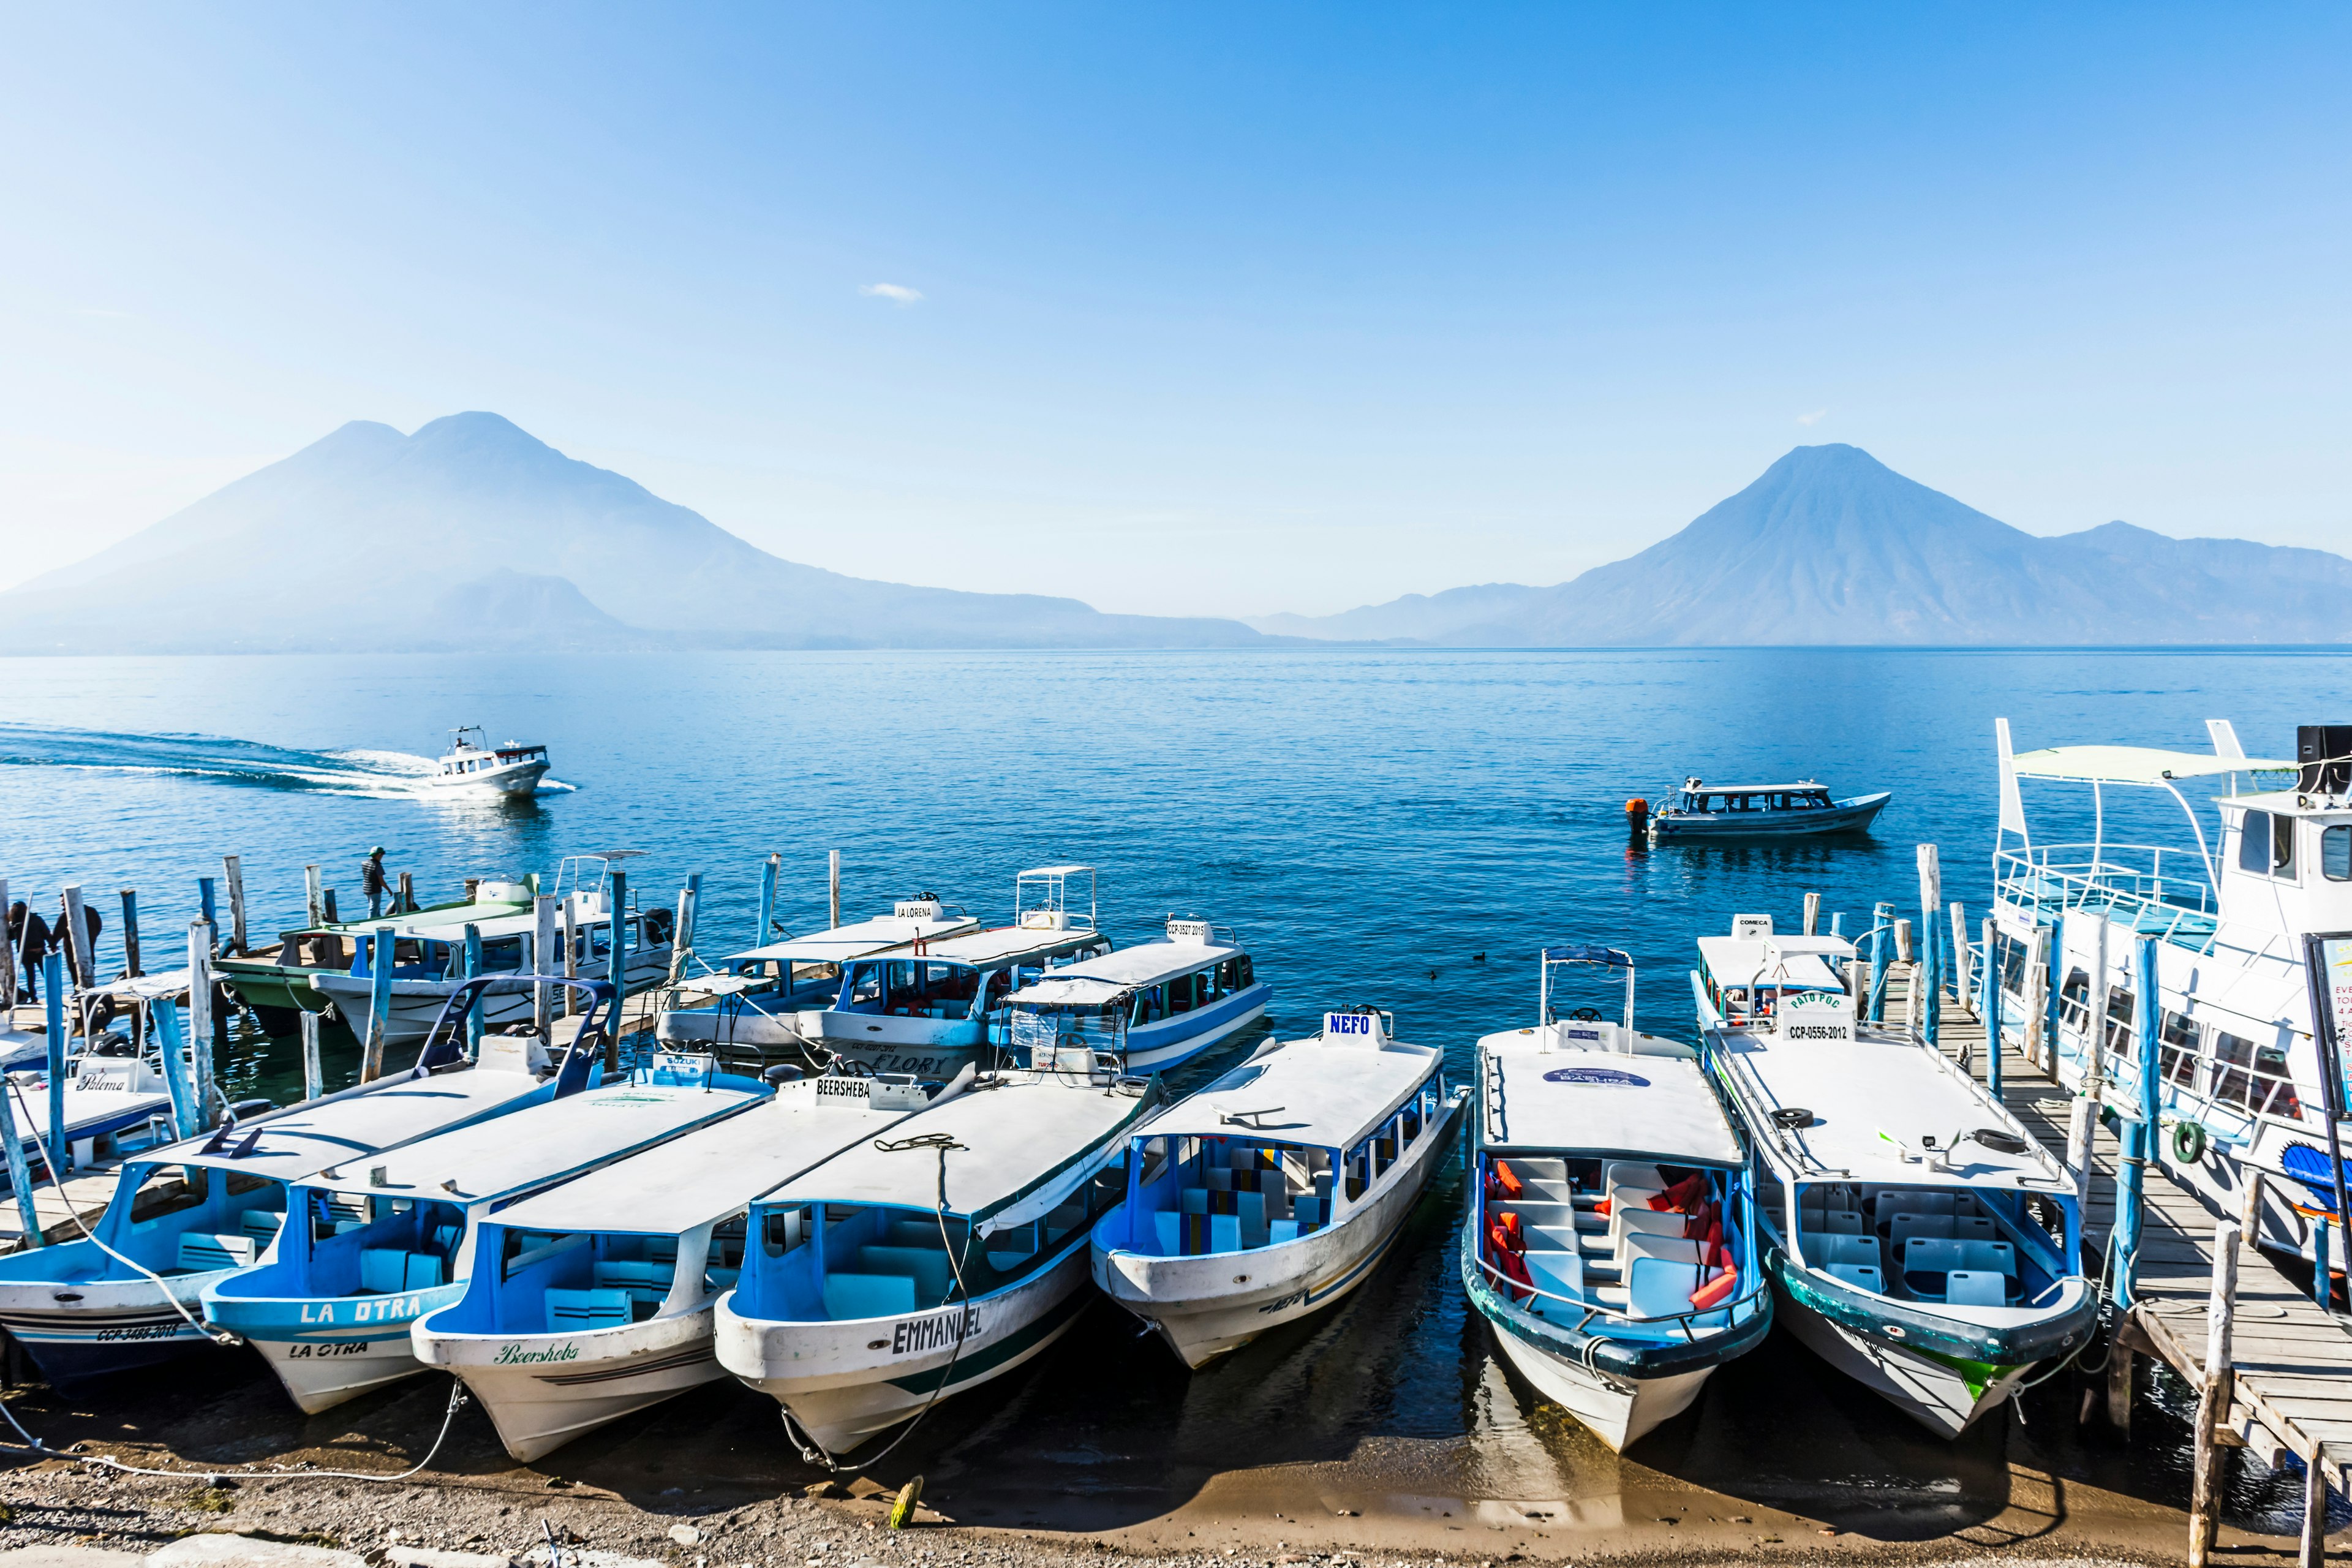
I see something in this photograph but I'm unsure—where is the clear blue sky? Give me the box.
[2,5,2346,617]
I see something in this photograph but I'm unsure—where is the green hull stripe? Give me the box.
[1909,1345,2026,1403]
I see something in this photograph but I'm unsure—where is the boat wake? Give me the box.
[0,723,573,797]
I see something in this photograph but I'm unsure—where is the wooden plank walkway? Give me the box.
[1889,967,2352,1491]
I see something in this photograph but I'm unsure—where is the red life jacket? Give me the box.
[1689,1264,1739,1311]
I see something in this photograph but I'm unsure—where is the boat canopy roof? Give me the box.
[861,924,1103,970]
[1717,1026,2063,1191]
[1543,944,1631,968]
[1005,938,1240,1008]
[313,904,603,943]
[728,913,981,965]
[1136,1033,1439,1150]
[760,1071,1154,1234]
[1687,782,1827,794]
[295,1079,764,1203]
[1695,936,1844,990]
[140,1068,545,1183]
[2010,745,2298,786]
[1478,1043,1740,1165]
[482,1077,925,1237]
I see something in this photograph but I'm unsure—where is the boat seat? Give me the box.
[431,1224,463,1260]
[592,1259,674,1307]
[1888,1213,1954,1248]
[824,1272,918,1321]
[856,1245,954,1303]
[1803,1232,1880,1270]
[1516,1178,1578,1204]
[1313,1170,1335,1203]
[1524,1248,1585,1311]
[1619,1230,1704,1273]
[1604,1162,1665,1195]
[1825,1262,1885,1293]
[546,1287,632,1332]
[1801,1183,1861,1213]
[358,1247,443,1294]
[1205,1167,1234,1193]
[1815,1209,1865,1237]
[176,1232,257,1273]
[1625,1256,1703,1321]
[1181,1188,1209,1215]
[1268,1219,1300,1245]
[1291,1196,1324,1231]
[886,1219,943,1248]
[1235,1190,1268,1248]
[1525,1224,1580,1254]
[1946,1270,2008,1307]
[1607,1207,1685,1248]
[1953,1216,1998,1243]
[1901,1237,2016,1300]
[1208,1214,1242,1254]
[239,1210,286,1243]
[1509,1157,1570,1183]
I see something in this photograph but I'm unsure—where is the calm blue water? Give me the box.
[2,646,2342,1531]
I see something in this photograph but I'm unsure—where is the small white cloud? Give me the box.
[859,282,924,306]
[1796,408,1826,426]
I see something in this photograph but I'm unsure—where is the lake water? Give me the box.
[2,645,2344,1537]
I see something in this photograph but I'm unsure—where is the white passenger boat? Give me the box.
[1004,918,1272,1076]
[413,1065,973,1460]
[715,1053,1158,1455]
[431,726,551,797]
[1092,1006,1461,1368]
[203,1049,767,1413]
[1462,946,1770,1451]
[1646,778,1891,841]
[0,985,565,1388]
[1990,718,2352,1265]
[655,899,982,1057]
[1695,925,2098,1436]
[796,867,1112,1078]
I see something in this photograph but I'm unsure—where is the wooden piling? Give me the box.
[1803,891,1820,936]
[196,876,216,952]
[299,1009,324,1102]
[2241,1168,2266,1240]
[322,886,339,925]
[59,884,94,992]
[360,931,393,1082]
[304,864,323,927]
[2024,925,2052,1070]
[187,922,216,1127]
[2067,1094,2097,1213]
[1980,916,2002,1095]
[828,850,841,931]
[42,960,68,1177]
[223,854,247,956]
[534,894,557,1038]
[0,873,14,1014]
[562,896,579,1019]
[119,888,142,978]
[2187,1219,2241,1568]
[1949,900,1971,1011]
[758,853,780,946]
[668,885,696,986]
[2302,1440,2329,1568]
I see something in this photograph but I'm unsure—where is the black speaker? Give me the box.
[2297,724,2352,793]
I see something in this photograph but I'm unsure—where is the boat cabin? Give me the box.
[1692,932,1855,1031]
[1671,779,1836,814]
[437,726,548,780]
[1001,918,1264,1067]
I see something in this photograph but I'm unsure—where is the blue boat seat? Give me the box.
[359,1248,442,1294]
[1946,1270,2008,1306]
[1291,1196,1323,1231]
[1268,1219,1300,1245]
[1205,1167,1233,1193]
[546,1287,631,1332]
[824,1272,917,1321]
[1625,1255,1702,1321]
[1801,1183,1861,1212]
[402,1252,444,1290]
[1235,1190,1268,1248]
[1888,1213,1954,1249]
[1826,1261,1885,1292]
[1804,1232,1880,1271]
[1180,1188,1209,1215]
[1153,1211,1182,1256]
[1815,1209,1865,1237]
[1524,1248,1585,1314]
[239,1209,286,1243]
[176,1232,257,1273]
[593,1259,673,1308]
[856,1245,954,1303]
[1207,1214,1241,1254]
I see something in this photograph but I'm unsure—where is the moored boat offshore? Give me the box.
[1464,945,1770,1451]
[1003,916,1271,1074]
[1091,1005,1462,1367]
[413,1065,974,1461]
[1646,777,1891,841]
[716,1050,1157,1456]
[1696,925,2097,1436]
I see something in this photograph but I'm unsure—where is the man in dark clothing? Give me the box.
[9,901,49,1003]
[362,847,390,920]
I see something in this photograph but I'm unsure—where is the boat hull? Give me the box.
[1650,792,1891,840]
[1093,1091,1460,1367]
[0,1248,223,1387]
[431,760,549,797]
[1116,989,1271,1076]
[1773,1281,2024,1437]
[309,946,672,1047]
[717,1241,1091,1454]
[1488,1328,1713,1452]
[205,1284,457,1413]
[415,1304,724,1462]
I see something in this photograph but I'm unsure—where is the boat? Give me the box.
[0,980,574,1387]
[217,855,672,1047]
[1989,717,2352,1268]
[1645,778,1891,841]
[202,1044,768,1413]
[413,1063,974,1461]
[431,726,551,796]
[715,1050,1159,1456]
[1461,946,1771,1451]
[1002,918,1272,1075]
[1091,1005,1462,1368]
[654,897,982,1061]
[795,866,1113,1078]
[1695,923,2098,1436]
[5,1050,179,1182]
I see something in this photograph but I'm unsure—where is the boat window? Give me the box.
[2326,825,2351,882]
[2158,1011,2201,1087]
[1131,986,1162,1026]
[2275,813,2299,879]
[1137,1136,1172,1188]
[126,1165,209,1226]
[2211,1030,2260,1108]
[842,963,883,1010]
[1168,973,1197,1016]
[2058,968,2090,1034]
[1234,954,1254,988]
[1995,932,2030,998]
[224,1171,273,1198]
[2103,986,2136,1060]
[2238,812,2271,873]
[759,1205,812,1259]
[2253,1045,2304,1121]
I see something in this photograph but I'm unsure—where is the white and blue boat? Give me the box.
[715,1050,1158,1455]
[1463,945,1771,1452]
[1001,918,1270,1075]
[1646,778,1890,841]
[1091,1006,1463,1368]
[655,897,982,1057]
[0,979,595,1387]
[413,1065,973,1461]
[797,867,1114,1078]
[203,1047,769,1413]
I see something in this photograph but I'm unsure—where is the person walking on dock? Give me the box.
[362,846,389,920]
[8,902,48,1003]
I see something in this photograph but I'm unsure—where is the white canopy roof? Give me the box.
[1135,1033,1438,1150]
[1695,937,1843,992]
[146,1066,546,1183]
[873,924,1104,970]
[760,1071,1155,1234]
[2010,745,2298,786]
[9,1082,173,1144]
[1005,938,1238,1008]
[728,913,981,965]
[1477,1039,1741,1165]
[298,1078,764,1203]
[485,1077,929,1236]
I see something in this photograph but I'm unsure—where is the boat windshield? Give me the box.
[837,959,983,1019]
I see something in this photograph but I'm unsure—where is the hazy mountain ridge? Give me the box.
[1252,445,2352,645]
[2,413,1276,653]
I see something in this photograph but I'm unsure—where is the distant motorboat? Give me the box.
[1645,778,1890,842]
[432,725,550,796]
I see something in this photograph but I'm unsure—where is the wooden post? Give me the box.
[304,864,324,928]
[2187,1219,2241,1568]
[0,873,15,1015]
[1893,918,1913,963]
[1949,900,1971,1013]
[534,894,557,1039]
[2241,1167,2266,1245]
[59,884,94,991]
[223,854,247,957]
[299,1009,324,1102]
[828,850,841,932]
[2316,1219,2334,1313]
[758,853,780,946]
[2067,1095,2097,1212]
[2086,913,2111,1104]
[668,885,697,987]
[2106,1324,2133,1437]
[119,888,143,978]
[1867,900,1894,1022]
[606,869,627,1072]
[2302,1441,2329,1568]
[197,876,217,952]
[151,998,199,1141]
[186,922,217,1128]
[1803,892,1820,937]
[43,955,69,1177]
[360,930,393,1082]
[398,870,415,915]
[2024,925,2052,1071]
[562,897,579,1019]
[0,1049,42,1245]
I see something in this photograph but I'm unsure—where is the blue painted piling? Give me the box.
[198,876,217,951]
[0,1060,39,1245]
[43,954,67,1177]
[2111,935,2162,1310]
[151,999,198,1140]
[757,853,779,945]
[608,869,628,1065]
[2318,1219,2335,1313]
[1980,917,2002,1097]
[462,923,485,1057]
[2043,921,2065,1072]
[1867,901,1894,1022]
[119,888,142,978]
